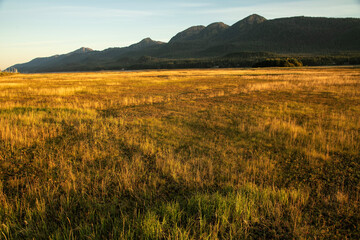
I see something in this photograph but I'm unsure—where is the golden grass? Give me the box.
[0,66,359,239]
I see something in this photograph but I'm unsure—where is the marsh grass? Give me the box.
[0,67,359,239]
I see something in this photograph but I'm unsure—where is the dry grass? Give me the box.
[0,66,359,239]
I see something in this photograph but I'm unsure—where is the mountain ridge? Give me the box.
[71,47,94,54]
[6,14,360,73]
[128,38,165,50]
[169,26,206,43]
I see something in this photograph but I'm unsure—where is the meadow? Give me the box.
[0,67,359,239]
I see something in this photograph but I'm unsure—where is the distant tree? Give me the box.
[287,58,303,67]
[252,58,303,68]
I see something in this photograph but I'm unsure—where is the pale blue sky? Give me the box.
[0,0,359,69]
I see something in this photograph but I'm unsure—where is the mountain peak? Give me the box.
[139,37,155,44]
[192,22,230,40]
[231,14,267,30]
[243,14,267,24]
[206,22,229,30]
[128,38,164,50]
[71,47,94,54]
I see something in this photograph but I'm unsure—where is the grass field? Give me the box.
[0,67,359,239]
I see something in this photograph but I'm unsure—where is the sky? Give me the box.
[0,0,359,70]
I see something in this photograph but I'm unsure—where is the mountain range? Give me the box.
[7,14,360,73]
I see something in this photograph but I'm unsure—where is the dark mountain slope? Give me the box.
[11,39,163,72]
[169,26,206,42]
[170,22,229,43]
[11,48,95,73]
[159,15,360,58]
[223,16,360,52]
[7,14,360,72]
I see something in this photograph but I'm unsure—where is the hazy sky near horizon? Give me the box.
[0,0,359,69]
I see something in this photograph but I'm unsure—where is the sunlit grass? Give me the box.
[0,67,359,239]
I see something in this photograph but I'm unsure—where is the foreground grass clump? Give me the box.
[0,67,359,239]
